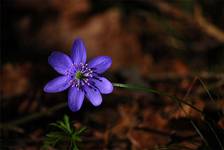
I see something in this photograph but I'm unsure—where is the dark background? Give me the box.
[1,0,224,149]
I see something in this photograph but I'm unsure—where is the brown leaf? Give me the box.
[0,63,31,98]
[128,129,168,149]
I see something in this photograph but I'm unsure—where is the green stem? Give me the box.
[113,83,203,113]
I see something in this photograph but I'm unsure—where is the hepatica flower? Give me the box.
[44,38,113,112]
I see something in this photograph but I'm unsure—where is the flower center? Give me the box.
[70,63,94,89]
[75,71,84,80]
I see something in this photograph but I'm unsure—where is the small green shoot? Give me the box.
[43,115,87,150]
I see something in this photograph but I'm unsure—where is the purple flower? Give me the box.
[44,38,113,112]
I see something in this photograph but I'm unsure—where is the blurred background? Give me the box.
[1,0,224,149]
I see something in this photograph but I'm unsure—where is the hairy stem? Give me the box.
[113,83,203,113]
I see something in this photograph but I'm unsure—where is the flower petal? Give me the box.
[68,87,84,112]
[92,77,113,94]
[71,38,87,64]
[88,56,112,73]
[44,76,71,93]
[48,52,73,75]
[84,86,102,106]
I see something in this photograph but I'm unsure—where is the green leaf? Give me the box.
[50,120,70,134]
[72,142,79,150]
[43,132,66,148]
[71,134,81,142]
[46,131,65,138]
[43,115,87,150]
[77,127,87,135]
[63,115,72,133]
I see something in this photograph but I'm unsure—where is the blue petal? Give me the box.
[68,87,84,112]
[88,56,112,73]
[48,52,73,75]
[92,77,113,94]
[71,38,87,64]
[44,76,71,93]
[84,86,102,106]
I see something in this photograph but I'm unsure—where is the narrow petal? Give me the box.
[84,86,102,106]
[71,38,87,64]
[44,76,71,93]
[68,87,84,112]
[92,77,113,94]
[48,52,73,75]
[88,56,112,73]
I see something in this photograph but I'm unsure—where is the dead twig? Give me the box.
[147,72,224,80]
[0,102,67,131]
[139,0,224,43]
[194,4,224,43]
